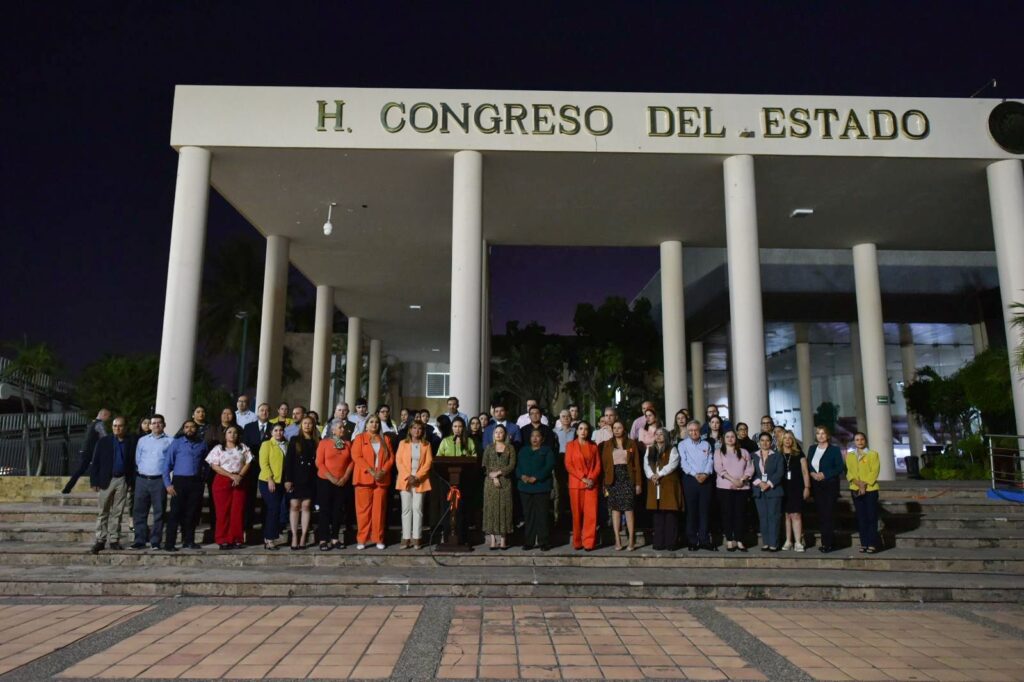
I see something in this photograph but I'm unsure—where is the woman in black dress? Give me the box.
[284,416,318,549]
[780,431,810,552]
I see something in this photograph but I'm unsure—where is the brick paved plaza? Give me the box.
[0,598,1021,681]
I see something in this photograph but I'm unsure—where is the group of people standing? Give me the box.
[74,394,883,555]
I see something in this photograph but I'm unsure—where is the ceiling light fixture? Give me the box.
[790,208,814,218]
[409,304,422,310]
[431,348,440,352]
[323,202,337,236]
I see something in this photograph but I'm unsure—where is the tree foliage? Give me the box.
[491,321,566,414]
[76,354,232,428]
[569,296,660,417]
[903,366,974,449]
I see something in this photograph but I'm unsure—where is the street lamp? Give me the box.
[236,311,250,396]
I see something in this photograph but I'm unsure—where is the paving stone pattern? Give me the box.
[721,605,1024,681]
[437,603,765,680]
[0,604,149,676]
[57,603,420,680]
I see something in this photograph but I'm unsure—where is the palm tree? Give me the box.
[1011,303,1024,372]
[0,339,60,474]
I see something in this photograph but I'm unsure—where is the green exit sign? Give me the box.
[876,395,890,405]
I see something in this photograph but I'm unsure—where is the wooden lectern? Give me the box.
[432,456,479,552]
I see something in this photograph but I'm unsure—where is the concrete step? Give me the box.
[0,543,1020,574]
[810,527,1024,549]
[0,563,1018,602]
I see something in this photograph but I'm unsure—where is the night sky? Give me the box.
[3,2,1023,377]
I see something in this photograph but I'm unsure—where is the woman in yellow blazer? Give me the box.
[257,423,288,550]
[395,422,434,549]
[846,431,881,553]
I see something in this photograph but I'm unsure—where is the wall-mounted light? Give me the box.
[323,202,337,236]
[790,208,814,218]
[409,304,422,310]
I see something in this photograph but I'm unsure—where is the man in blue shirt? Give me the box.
[131,414,172,550]
[483,404,521,447]
[87,416,135,554]
[680,420,715,551]
[162,419,209,551]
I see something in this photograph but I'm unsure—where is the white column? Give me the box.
[691,341,705,420]
[853,243,895,481]
[971,322,990,355]
[899,323,925,459]
[345,317,362,407]
[155,146,211,430]
[795,323,814,448]
[368,339,382,410]
[309,285,334,417]
[849,322,867,430]
[480,240,491,410]
[449,150,484,413]
[989,159,1024,436]
[660,241,688,419]
[255,235,289,407]
[723,155,768,426]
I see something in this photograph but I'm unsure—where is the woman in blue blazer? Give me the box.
[807,425,845,553]
[750,432,785,551]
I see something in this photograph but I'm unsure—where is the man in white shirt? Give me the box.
[516,399,549,428]
[234,395,257,429]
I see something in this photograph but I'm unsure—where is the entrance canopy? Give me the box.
[173,86,1016,361]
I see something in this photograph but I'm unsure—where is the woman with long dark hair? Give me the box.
[714,429,753,551]
[205,425,253,550]
[600,420,642,551]
[481,424,516,550]
[351,415,395,549]
[283,416,318,550]
[565,421,602,551]
[846,431,882,553]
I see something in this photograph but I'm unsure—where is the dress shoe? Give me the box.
[818,545,833,553]
[108,542,122,551]
[687,544,699,551]
[540,545,551,552]
[89,542,104,555]
[129,542,146,550]
[183,543,201,550]
[163,545,178,552]
[702,543,718,552]
[150,543,160,550]
[219,544,230,550]
[231,543,245,550]
[523,544,535,551]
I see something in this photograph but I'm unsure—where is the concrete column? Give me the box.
[155,146,211,430]
[449,150,484,413]
[989,159,1024,436]
[691,341,705,421]
[723,155,768,426]
[853,243,895,481]
[795,323,814,448]
[899,323,925,459]
[660,241,688,419]
[849,322,867,431]
[480,241,491,410]
[255,235,289,407]
[309,285,334,418]
[971,322,990,355]
[345,317,362,407]
[368,339,382,410]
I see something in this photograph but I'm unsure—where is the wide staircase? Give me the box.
[0,479,1021,602]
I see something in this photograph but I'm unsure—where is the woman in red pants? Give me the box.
[350,415,395,549]
[205,425,253,550]
[565,421,602,551]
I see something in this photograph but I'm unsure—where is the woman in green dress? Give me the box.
[481,424,517,550]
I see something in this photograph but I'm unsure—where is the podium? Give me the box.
[433,456,479,552]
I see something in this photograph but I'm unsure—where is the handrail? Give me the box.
[985,433,1024,491]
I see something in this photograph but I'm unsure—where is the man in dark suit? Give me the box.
[63,408,111,494]
[242,402,273,542]
[88,416,135,553]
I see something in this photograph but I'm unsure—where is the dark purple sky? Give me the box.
[3,2,1023,376]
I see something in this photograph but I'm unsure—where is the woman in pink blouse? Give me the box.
[713,429,754,552]
[205,425,254,550]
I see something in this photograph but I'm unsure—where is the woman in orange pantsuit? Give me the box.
[565,421,602,551]
[350,415,395,550]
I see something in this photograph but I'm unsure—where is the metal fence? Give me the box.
[0,412,89,476]
[986,434,1024,491]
